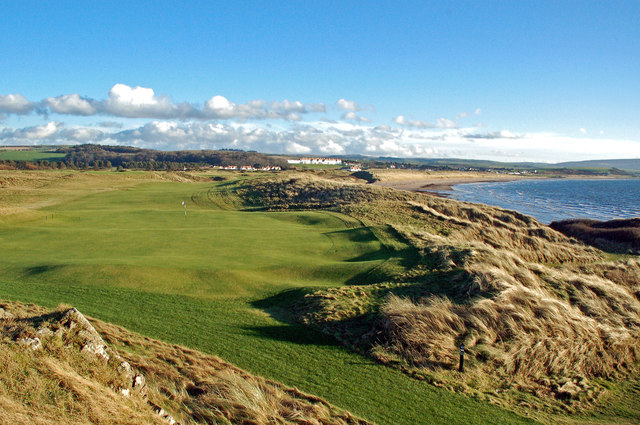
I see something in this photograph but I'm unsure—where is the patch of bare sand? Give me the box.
[371,169,527,195]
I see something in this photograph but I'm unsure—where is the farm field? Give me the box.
[0,148,66,161]
[0,170,538,425]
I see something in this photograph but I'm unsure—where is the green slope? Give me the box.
[0,177,537,425]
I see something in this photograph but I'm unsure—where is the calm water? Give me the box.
[441,178,640,224]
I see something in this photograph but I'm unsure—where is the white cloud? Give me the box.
[0,94,35,114]
[0,85,326,122]
[342,111,371,123]
[202,96,316,121]
[103,84,183,118]
[1,119,639,163]
[0,121,63,143]
[579,128,587,134]
[318,139,345,154]
[474,108,482,115]
[336,98,361,111]
[59,127,103,141]
[20,121,63,139]
[204,95,238,119]
[44,94,98,115]
[393,115,433,128]
[269,100,306,113]
[394,115,458,129]
[436,118,458,129]
[306,103,326,113]
[286,141,312,154]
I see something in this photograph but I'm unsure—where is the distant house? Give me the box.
[349,166,362,172]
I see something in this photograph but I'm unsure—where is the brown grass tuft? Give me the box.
[0,300,371,425]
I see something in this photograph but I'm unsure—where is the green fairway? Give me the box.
[0,175,537,425]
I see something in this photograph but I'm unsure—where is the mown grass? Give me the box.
[0,172,536,425]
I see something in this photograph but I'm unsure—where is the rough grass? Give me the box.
[550,218,640,254]
[235,173,640,422]
[0,302,165,425]
[0,300,371,425]
[0,170,537,425]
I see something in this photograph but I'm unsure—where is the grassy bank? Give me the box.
[0,171,535,425]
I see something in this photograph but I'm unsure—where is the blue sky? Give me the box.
[1,1,639,162]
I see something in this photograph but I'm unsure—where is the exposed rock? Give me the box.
[118,360,133,375]
[81,340,110,360]
[36,327,54,338]
[18,337,42,350]
[4,305,179,424]
[150,402,178,425]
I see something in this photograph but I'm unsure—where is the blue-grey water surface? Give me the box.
[441,178,640,224]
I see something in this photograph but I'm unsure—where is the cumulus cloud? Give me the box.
[59,127,104,142]
[579,128,587,134]
[336,98,361,111]
[0,121,63,143]
[1,119,639,163]
[394,115,458,129]
[268,99,306,113]
[306,103,326,113]
[393,115,433,128]
[341,111,371,123]
[0,84,328,122]
[202,95,304,121]
[103,83,190,118]
[0,94,35,114]
[436,118,458,129]
[203,95,241,119]
[44,94,98,115]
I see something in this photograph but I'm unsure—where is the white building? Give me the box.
[287,157,342,165]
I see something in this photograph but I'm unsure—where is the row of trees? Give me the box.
[1,145,288,171]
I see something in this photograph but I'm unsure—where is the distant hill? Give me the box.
[555,158,640,171]
[345,156,640,175]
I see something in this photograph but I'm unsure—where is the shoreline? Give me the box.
[373,171,638,198]
[373,171,529,197]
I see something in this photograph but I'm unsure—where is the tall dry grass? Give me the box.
[239,174,640,412]
[0,300,371,425]
[0,303,164,425]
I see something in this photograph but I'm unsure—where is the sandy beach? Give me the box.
[372,169,529,196]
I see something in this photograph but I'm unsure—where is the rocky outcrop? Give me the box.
[4,306,177,424]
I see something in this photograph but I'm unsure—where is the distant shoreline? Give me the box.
[373,171,530,197]
[373,171,638,198]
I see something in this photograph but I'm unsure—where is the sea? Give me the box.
[439,178,640,224]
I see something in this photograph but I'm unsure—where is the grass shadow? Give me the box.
[21,264,64,277]
[242,324,339,346]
